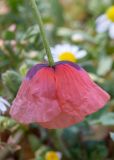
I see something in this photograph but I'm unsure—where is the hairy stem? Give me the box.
[30,0,54,66]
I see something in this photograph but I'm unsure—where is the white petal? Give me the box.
[50,44,87,62]
[61,44,79,54]
[55,44,78,53]
[96,18,111,33]
[0,97,10,107]
[69,46,79,53]
[53,57,59,62]
[50,48,56,54]
[76,50,87,58]
[96,14,107,24]
[51,44,78,59]
[109,23,114,39]
[57,152,62,159]
[0,102,7,112]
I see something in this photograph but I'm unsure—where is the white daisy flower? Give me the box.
[50,44,87,62]
[96,6,114,39]
[0,96,10,114]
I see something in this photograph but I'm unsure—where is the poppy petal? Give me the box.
[39,112,84,129]
[26,63,48,80]
[10,61,110,129]
[10,67,61,123]
[55,63,110,117]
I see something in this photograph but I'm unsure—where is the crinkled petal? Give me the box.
[10,61,110,129]
[109,23,114,39]
[10,67,61,123]
[55,63,110,117]
[39,112,84,129]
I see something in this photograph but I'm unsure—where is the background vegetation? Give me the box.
[0,0,114,159]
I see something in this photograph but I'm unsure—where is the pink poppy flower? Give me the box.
[10,61,110,129]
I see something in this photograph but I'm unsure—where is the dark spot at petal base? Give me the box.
[26,63,48,80]
[55,61,81,70]
[26,61,81,80]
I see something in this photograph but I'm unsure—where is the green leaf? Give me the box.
[35,156,44,160]
[3,31,15,40]
[0,116,17,132]
[22,25,40,39]
[28,134,41,151]
[2,70,22,96]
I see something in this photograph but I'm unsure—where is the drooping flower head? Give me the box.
[10,61,110,129]
[50,44,87,62]
[96,6,114,39]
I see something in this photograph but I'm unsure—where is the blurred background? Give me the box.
[0,0,114,159]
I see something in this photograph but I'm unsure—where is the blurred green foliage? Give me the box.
[0,0,114,159]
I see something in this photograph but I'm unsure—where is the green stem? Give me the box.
[30,0,54,66]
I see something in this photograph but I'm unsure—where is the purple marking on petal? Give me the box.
[55,61,81,70]
[26,63,48,80]
[26,61,81,80]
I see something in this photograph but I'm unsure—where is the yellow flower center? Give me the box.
[106,6,114,22]
[45,151,59,160]
[59,52,77,62]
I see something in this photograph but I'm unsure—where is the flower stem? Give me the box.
[30,0,54,66]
